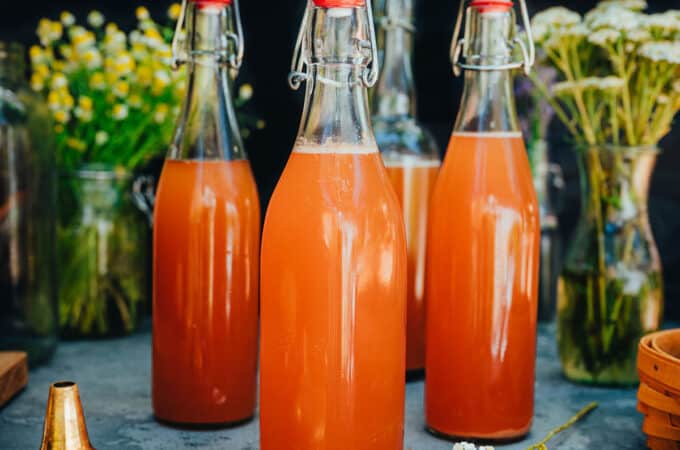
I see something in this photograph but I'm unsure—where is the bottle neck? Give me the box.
[373,0,415,119]
[454,68,519,133]
[454,7,519,133]
[170,3,245,161]
[295,6,375,150]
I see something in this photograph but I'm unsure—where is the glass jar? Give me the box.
[57,166,151,338]
[0,42,58,365]
[558,145,663,386]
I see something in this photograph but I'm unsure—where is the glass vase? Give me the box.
[557,145,663,386]
[57,166,152,338]
[0,42,58,365]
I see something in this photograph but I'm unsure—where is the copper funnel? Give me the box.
[39,381,95,450]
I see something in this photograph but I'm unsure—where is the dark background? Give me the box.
[1,0,678,318]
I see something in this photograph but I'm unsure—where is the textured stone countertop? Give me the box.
[0,324,645,449]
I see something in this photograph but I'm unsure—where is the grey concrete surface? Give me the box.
[0,324,645,449]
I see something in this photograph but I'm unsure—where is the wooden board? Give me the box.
[0,352,28,408]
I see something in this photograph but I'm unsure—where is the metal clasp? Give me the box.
[171,0,245,73]
[288,0,380,90]
[450,0,535,76]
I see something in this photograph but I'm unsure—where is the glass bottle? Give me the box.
[372,0,440,374]
[152,0,260,426]
[425,0,540,441]
[260,1,406,449]
[0,42,58,366]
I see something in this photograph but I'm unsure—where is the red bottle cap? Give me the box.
[313,0,366,7]
[470,0,513,12]
[191,0,233,8]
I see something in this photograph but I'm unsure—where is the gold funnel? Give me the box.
[39,381,95,450]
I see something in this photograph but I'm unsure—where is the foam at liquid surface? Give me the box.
[293,143,379,155]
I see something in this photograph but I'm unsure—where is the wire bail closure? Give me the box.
[171,0,245,73]
[450,0,535,76]
[289,0,381,90]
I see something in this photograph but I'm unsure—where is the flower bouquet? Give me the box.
[530,0,680,384]
[30,6,259,337]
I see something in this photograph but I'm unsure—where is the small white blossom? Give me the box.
[644,12,680,36]
[585,6,641,32]
[597,0,647,11]
[112,104,129,121]
[532,7,581,28]
[60,11,76,27]
[51,73,68,90]
[626,28,651,43]
[239,84,253,101]
[588,28,621,46]
[95,131,109,146]
[638,41,680,64]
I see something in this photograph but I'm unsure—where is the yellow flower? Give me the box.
[60,11,75,27]
[131,43,147,60]
[105,23,119,35]
[37,19,63,46]
[29,45,45,64]
[66,138,86,152]
[136,7,150,21]
[152,70,171,95]
[30,74,45,92]
[239,84,253,101]
[113,80,130,98]
[47,91,61,110]
[53,110,71,124]
[72,31,96,51]
[136,66,153,86]
[61,91,75,110]
[129,94,143,109]
[34,64,50,78]
[53,61,66,72]
[59,44,72,59]
[81,48,102,70]
[87,11,105,28]
[50,72,68,90]
[51,22,64,41]
[112,104,129,121]
[168,3,182,21]
[78,96,93,111]
[54,124,64,134]
[144,28,163,45]
[89,72,106,90]
[114,53,135,76]
[256,120,266,130]
[154,104,169,124]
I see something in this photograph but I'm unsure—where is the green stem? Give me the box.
[526,403,599,450]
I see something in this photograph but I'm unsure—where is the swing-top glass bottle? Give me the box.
[425,0,540,441]
[152,0,260,426]
[260,0,407,448]
[372,0,440,374]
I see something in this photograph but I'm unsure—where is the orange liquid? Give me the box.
[260,148,407,450]
[384,160,439,372]
[152,159,260,425]
[425,133,539,440]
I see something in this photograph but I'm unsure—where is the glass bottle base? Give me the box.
[154,414,254,430]
[426,424,530,444]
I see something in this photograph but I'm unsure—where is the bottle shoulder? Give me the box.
[373,116,440,161]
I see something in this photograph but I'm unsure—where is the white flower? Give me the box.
[74,106,93,122]
[50,73,68,90]
[452,443,494,450]
[673,80,680,93]
[87,10,105,28]
[597,0,647,11]
[531,21,550,43]
[81,49,102,70]
[626,28,651,43]
[95,131,109,146]
[588,28,621,46]
[532,7,581,28]
[154,104,169,124]
[112,104,129,121]
[585,6,641,32]
[60,11,76,27]
[136,7,150,21]
[638,41,680,64]
[644,12,680,36]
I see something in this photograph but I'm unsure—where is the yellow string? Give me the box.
[526,402,599,450]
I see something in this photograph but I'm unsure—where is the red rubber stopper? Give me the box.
[313,0,366,7]
[470,0,513,12]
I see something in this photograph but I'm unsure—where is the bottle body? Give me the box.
[152,0,260,425]
[426,132,539,439]
[261,3,406,447]
[260,146,406,449]
[425,2,540,439]
[153,159,259,424]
